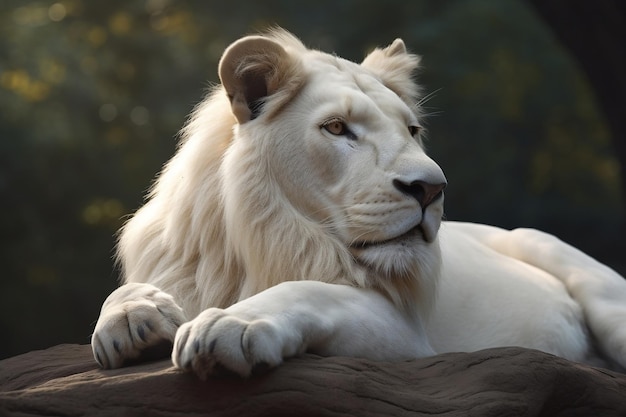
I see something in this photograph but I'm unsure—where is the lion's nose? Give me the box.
[393,179,446,208]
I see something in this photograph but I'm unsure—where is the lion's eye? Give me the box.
[408,125,421,137]
[323,120,348,136]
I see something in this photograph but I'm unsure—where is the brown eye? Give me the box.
[408,125,421,137]
[323,120,347,136]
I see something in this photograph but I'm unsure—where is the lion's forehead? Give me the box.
[306,54,391,94]
[302,54,412,122]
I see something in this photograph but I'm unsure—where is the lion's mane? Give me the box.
[116,30,440,319]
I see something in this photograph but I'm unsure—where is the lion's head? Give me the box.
[119,30,447,318]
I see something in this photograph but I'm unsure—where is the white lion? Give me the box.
[91,29,626,378]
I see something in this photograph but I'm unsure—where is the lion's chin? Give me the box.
[348,224,434,272]
[346,213,442,276]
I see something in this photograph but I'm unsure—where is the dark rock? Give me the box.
[1,344,625,416]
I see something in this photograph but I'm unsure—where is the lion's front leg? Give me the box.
[173,281,434,379]
[91,282,187,369]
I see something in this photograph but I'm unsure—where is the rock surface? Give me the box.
[1,344,625,416]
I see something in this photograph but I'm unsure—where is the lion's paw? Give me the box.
[91,283,186,369]
[172,308,287,379]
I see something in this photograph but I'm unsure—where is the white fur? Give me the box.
[91,30,626,377]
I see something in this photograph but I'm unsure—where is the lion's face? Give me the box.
[218,31,446,285]
[275,62,445,263]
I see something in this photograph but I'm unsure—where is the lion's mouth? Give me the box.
[349,223,427,249]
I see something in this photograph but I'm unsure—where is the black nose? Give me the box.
[393,179,446,208]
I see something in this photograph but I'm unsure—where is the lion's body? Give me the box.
[433,223,590,360]
[92,30,626,377]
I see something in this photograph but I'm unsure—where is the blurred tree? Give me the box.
[529,0,626,210]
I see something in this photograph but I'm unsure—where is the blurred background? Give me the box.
[1,0,624,359]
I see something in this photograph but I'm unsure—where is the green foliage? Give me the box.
[0,0,622,358]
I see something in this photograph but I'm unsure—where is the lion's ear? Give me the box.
[219,35,302,124]
[361,39,421,105]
